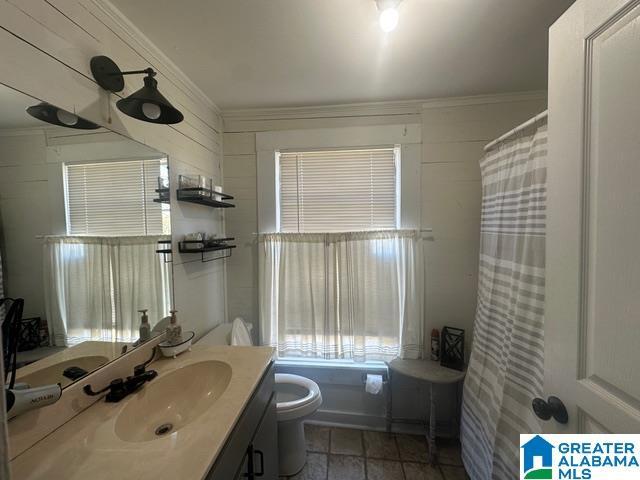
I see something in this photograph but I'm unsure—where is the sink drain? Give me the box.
[155,423,173,436]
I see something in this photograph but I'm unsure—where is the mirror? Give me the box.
[0,84,173,391]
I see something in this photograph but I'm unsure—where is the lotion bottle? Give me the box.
[165,310,182,345]
[138,309,151,342]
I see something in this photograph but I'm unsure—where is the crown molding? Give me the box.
[222,99,425,122]
[93,1,220,115]
[421,90,547,109]
[222,91,547,124]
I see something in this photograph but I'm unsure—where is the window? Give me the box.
[52,157,171,345]
[64,158,169,236]
[277,147,399,233]
[262,146,421,362]
[258,127,422,362]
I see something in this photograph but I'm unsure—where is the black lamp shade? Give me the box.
[26,103,100,130]
[116,76,184,125]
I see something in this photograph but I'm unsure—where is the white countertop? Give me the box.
[10,345,274,480]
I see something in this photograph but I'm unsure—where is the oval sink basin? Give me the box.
[115,360,232,442]
[17,355,109,388]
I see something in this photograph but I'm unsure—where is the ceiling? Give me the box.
[111,0,575,110]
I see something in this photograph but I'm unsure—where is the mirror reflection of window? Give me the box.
[44,158,173,347]
[63,158,169,236]
[0,83,173,391]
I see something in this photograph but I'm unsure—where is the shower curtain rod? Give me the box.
[483,109,548,152]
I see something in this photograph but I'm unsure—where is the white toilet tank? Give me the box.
[197,318,253,346]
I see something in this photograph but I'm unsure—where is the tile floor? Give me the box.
[280,424,470,480]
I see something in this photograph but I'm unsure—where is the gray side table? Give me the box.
[386,358,466,464]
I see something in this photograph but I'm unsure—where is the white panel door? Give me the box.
[545,0,640,432]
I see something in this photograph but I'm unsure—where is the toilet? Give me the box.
[197,320,323,476]
[274,373,322,476]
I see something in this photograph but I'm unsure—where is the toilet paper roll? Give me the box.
[365,374,383,395]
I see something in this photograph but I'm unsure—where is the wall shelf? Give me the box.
[153,188,170,204]
[155,239,173,263]
[178,238,236,262]
[176,188,235,208]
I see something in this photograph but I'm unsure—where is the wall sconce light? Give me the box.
[26,103,100,129]
[90,55,184,125]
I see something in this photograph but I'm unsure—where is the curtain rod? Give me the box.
[252,228,432,235]
[483,109,548,152]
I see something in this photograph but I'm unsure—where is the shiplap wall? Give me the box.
[0,0,227,339]
[0,0,226,460]
[0,132,52,323]
[222,92,547,356]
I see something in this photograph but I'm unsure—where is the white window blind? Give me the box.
[278,147,398,232]
[64,158,168,236]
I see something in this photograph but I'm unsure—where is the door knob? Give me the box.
[532,396,569,424]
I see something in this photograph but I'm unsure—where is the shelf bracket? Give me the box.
[201,248,233,263]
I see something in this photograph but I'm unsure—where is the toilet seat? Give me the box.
[275,373,322,422]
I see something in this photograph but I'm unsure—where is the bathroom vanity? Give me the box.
[10,346,278,480]
[209,361,278,480]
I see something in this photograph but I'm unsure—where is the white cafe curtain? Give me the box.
[43,235,171,346]
[259,230,423,362]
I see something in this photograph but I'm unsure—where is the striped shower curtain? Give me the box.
[461,122,547,479]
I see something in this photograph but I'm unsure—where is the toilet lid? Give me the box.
[230,318,253,346]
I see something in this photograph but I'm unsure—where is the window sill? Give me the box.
[275,357,388,371]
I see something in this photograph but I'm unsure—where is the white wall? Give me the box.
[0,0,226,340]
[0,131,52,320]
[222,92,546,429]
[420,95,548,357]
[223,92,547,356]
[275,362,460,435]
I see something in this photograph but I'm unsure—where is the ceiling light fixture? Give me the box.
[90,55,184,125]
[376,0,402,33]
[26,103,100,129]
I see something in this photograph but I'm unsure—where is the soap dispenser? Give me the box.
[138,309,151,342]
[165,310,183,345]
